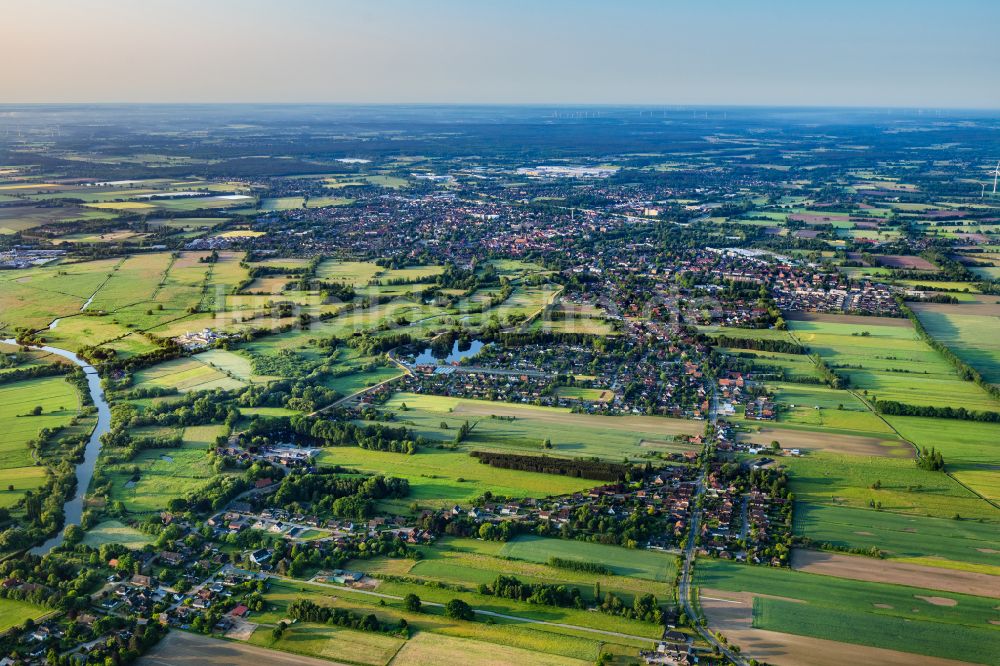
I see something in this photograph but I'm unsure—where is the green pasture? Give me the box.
[368,392,701,461]
[498,536,676,582]
[789,318,998,412]
[915,307,1000,384]
[794,503,1000,570]
[781,452,995,521]
[695,559,997,665]
[0,598,51,633]
[106,424,226,513]
[256,578,641,663]
[0,376,81,507]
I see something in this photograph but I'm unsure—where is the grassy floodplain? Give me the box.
[0,376,82,507]
[105,424,226,513]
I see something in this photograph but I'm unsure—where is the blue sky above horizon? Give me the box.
[3,0,998,108]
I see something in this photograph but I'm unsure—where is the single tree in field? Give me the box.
[445,598,474,621]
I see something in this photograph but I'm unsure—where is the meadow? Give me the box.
[498,535,677,583]
[105,424,226,513]
[248,622,405,666]
[80,520,154,549]
[779,452,995,520]
[389,536,676,605]
[0,376,82,507]
[316,446,595,510]
[768,382,895,435]
[794,503,1000,571]
[0,598,51,634]
[255,578,644,664]
[788,318,998,412]
[913,304,1000,384]
[388,633,588,666]
[886,416,1000,502]
[131,357,246,393]
[373,575,663,639]
[696,558,998,665]
[370,392,701,462]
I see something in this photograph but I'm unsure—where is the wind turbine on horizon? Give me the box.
[993,161,1000,196]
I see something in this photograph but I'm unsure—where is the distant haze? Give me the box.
[3,0,998,108]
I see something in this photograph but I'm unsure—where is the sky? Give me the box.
[2,0,998,108]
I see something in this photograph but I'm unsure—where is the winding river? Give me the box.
[1,339,111,555]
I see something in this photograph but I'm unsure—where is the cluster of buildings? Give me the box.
[0,248,65,269]
[697,466,791,566]
[174,327,232,351]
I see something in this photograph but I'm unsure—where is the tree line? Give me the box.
[470,451,633,482]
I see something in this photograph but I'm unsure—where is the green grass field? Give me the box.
[389,632,589,666]
[794,503,1000,570]
[769,382,894,434]
[780,452,995,521]
[256,578,643,663]
[248,623,405,666]
[316,446,595,510]
[401,536,675,605]
[788,318,998,411]
[368,392,701,462]
[132,357,246,393]
[0,375,82,507]
[0,598,50,634]
[106,424,226,513]
[885,415,1000,502]
[80,520,154,549]
[696,558,998,665]
[914,306,1000,384]
[498,536,676,582]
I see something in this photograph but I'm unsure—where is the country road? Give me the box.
[676,388,748,666]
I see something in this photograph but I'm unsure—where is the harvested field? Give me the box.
[243,276,289,294]
[784,311,911,327]
[387,632,588,666]
[877,255,937,270]
[139,630,350,666]
[790,550,1000,598]
[737,426,911,458]
[700,589,973,666]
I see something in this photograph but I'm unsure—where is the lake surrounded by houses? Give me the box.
[411,338,485,365]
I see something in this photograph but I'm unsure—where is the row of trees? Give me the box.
[470,451,633,482]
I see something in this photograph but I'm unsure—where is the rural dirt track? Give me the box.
[700,589,976,666]
[139,630,351,666]
[453,402,702,435]
[738,427,909,458]
[791,549,1000,598]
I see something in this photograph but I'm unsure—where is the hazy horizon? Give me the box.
[3,0,999,108]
